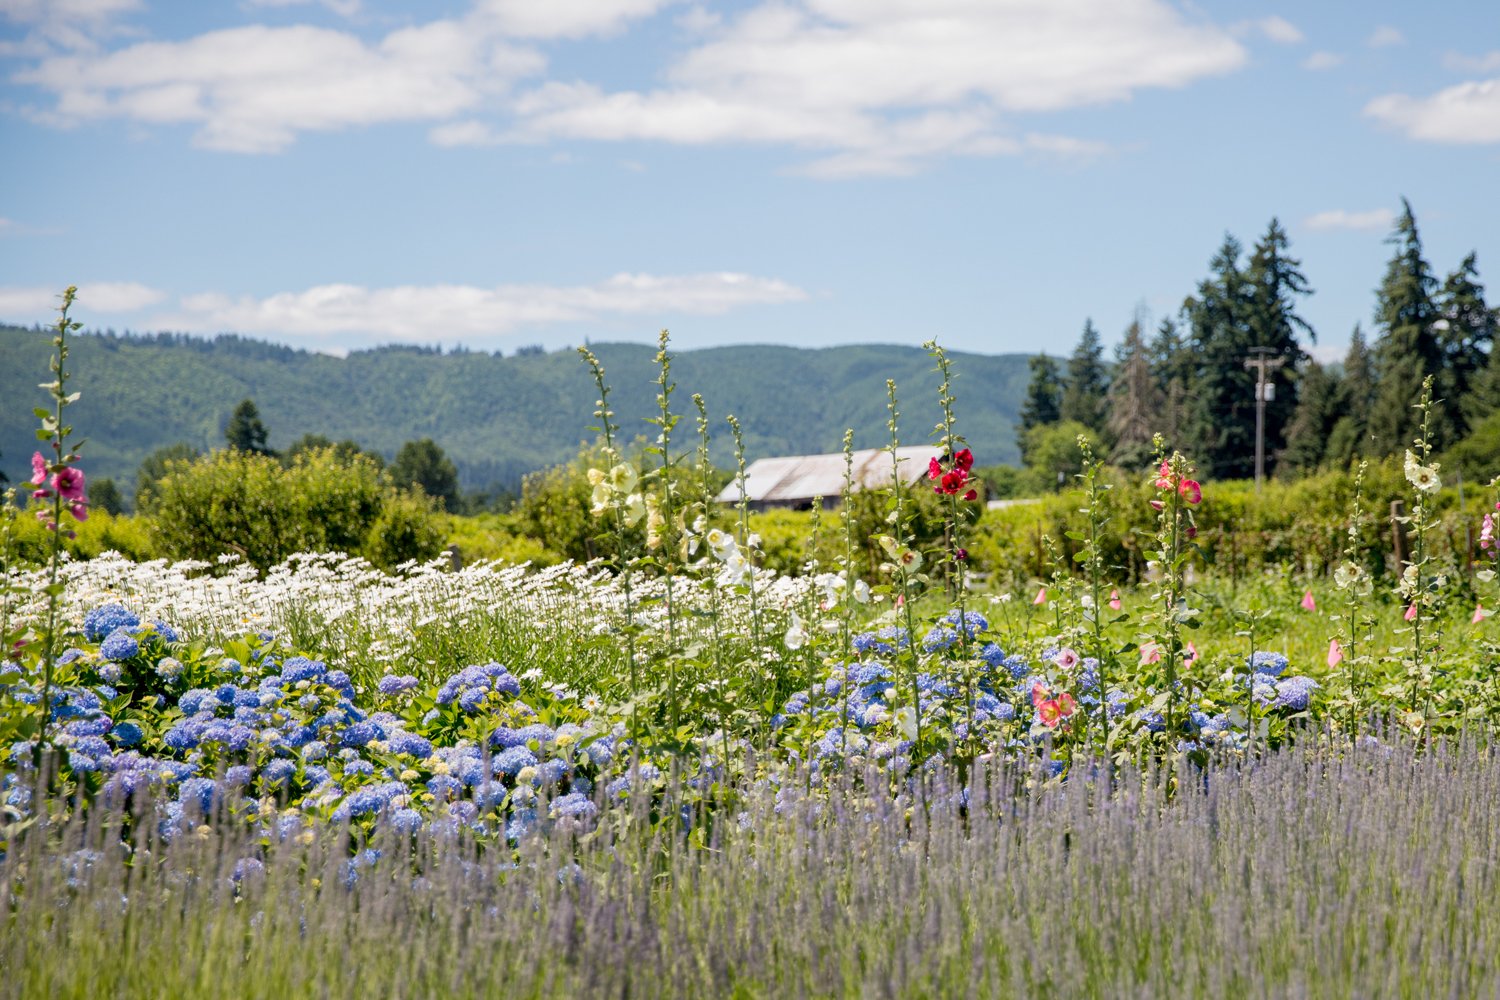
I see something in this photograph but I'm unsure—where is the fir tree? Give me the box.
[1438,252,1498,430]
[1279,361,1340,475]
[1149,317,1195,453]
[1107,320,1164,469]
[225,398,273,456]
[1243,217,1314,462]
[1059,320,1110,438]
[1017,355,1062,463]
[1325,326,1374,466]
[1182,234,1255,479]
[1369,199,1446,454]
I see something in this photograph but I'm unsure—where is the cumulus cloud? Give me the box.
[510,0,1244,174]
[146,273,807,345]
[243,0,363,16]
[1302,51,1342,71]
[471,0,678,39]
[14,19,546,152]
[9,0,1249,173]
[1365,79,1500,144]
[0,0,141,53]
[1302,209,1395,232]
[1367,26,1404,48]
[0,281,164,318]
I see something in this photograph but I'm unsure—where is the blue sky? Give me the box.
[1,0,1497,359]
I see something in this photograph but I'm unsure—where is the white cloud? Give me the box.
[0,281,164,318]
[1443,50,1500,74]
[0,0,141,52]
[243,0,363,17]
[472,0,677,39]
[1367,26,1404,48]
[1302,51,1342,71]
[15,20,546,152]
[147,273,808,344]
[1302,208,1395,232]
[1235,16,1303,45]
[1365,79,1500,144]
[510,0,1244,174]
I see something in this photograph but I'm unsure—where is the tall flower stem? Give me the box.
[578,348,639,714]
[885,380,923,761]
[650,332,682,736]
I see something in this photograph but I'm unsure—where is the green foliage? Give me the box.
[0,333,1031,499]
[282,433,383,469]
[1058,319,1109,437]
[135,442,200,512]
[147,447,442,571]
[1370,199,1449,453]
[1017,354,1061,462]
[390,437,460,512]
[1022,420,1099,490]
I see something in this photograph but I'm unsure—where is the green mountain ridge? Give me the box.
[0,326,1030,499]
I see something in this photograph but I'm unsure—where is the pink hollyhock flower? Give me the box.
[1149,499,1165,512]
[1056,692,1077,717]
[1184,641,1198,664]
[30,452,48,485]
[1327,638,1343,668]
[1300,589,1316,612]
[1037,698,1063,728]
[1482,514,1495,550]
[1052,647,1080,671]
[1108,589,1122,610]
[1178,479,1202,504]
[1404,604,1418,622]
[1154,460,1173,490]
[52,465,85,502]
[1473,604,1487,625]
[1033,586,1046,606]
[1031,682,1049,708]
[70,502,88,522]
[1140,641,1162,665]
[928,457,942,480]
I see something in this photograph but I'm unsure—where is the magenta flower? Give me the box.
[30,451,47,485]
[1178,479,1202,504]
[52,465,86,502]
[1404,604,1418,622]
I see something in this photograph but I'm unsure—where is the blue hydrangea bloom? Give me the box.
[940,609,989,637]
[550,792,598,821]
[99,629,139,661]
[378,674,419,695]
[851,626,909,656]
[493,746,537,777]
[1273,675,1319,711]
[178,777,219,813]
[110,721,144,747]
[84,605,140,642]
[1250,651,1289,678]
[388,731,432,758]
[280,657,328,684]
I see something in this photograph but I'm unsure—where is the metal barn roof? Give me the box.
[715,446,938,505]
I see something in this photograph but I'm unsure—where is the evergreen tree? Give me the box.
[1369,199,1446,454]
[90,477,126,516]
[1149,318,1195,453]
[1017,354,1062,463]
[225,398,273,456]
[1182,234,1254,479]
[1438,252,1498,430]
[1059,320,1110,438]
[1279,361,1341,475]
[1325,326,1374,466]
[391,438,460,512]
[1243,218,1314,463]
[1107,320,1165,470]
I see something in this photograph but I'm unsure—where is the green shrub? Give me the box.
[147,447,443,571]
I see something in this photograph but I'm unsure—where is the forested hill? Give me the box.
[0,327,1030,498]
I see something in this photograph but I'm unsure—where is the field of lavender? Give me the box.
[4,310,1500,995]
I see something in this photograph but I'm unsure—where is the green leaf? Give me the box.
[32,407,50,420]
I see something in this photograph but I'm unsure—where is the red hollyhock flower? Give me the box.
[953,448,973,472]
[928,457,942,480]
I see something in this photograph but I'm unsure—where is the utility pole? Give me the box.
[1243,348,1285,494]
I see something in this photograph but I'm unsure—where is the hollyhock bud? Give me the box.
[954,547,968,561]
[1108,590,1121,611]
[963,489,977,502]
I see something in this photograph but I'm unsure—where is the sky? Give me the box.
[1,0,1497,360]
